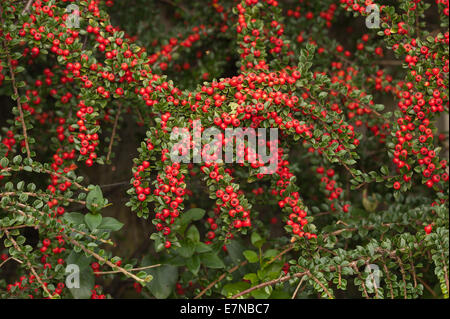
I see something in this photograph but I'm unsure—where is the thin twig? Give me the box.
[99,181,129,188]
[231,272,307,299]
[0,224,34,231]
[299,266,334,299]
[1,7,31,158]
[417,277,437,298]
[266,244,294,265]
[377,60,403,66]
[195,260,248,299]
[94,264,161,275]
[106,104,122,162]
[0,256,23,268]
[441,251,449,294]
[0,166,89,191]
[5,203,114,246]
[4,229,53,298]
[0,192,86,206]
[394,255,408,299]
[354,175,396,190]
[63,234,148,285]
[409,252,417,288]
[21,0,34,15]
[337,266,342,287]
[352,264,369,299]
[291,275,306,299]
[382,262,395,299]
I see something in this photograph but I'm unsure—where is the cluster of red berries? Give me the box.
[0,0,448,299]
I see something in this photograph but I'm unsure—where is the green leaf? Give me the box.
[86,185,104,213]
[98,217,124,231]
[186,225,200,242]
[178,208,206,234]
[195,242,212,253]
[243,273,259,284]
[251,286,273,299]
[146,264,178,299]
[263,249,279,260]
[243,250,259,263]
[270,289,291,299]
[17,181,24,191]
[0,158,9,168]
[13,155,22,165]
[182,208,205,222]
[186,255,201,275]
[66,251,94,299]
[251,232,265,248]
[176,239,196,258]
[64,212,85,226]
[221,282,250,297]
[201,253,225,269]
[225,240,245,263]
[66,250,91,270]
[84,213,102,231]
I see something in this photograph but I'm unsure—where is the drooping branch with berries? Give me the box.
[0,0,448,299]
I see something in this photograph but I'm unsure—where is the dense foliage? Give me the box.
[0,0,448,299]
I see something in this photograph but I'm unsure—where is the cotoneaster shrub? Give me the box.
[0,0,448,299]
